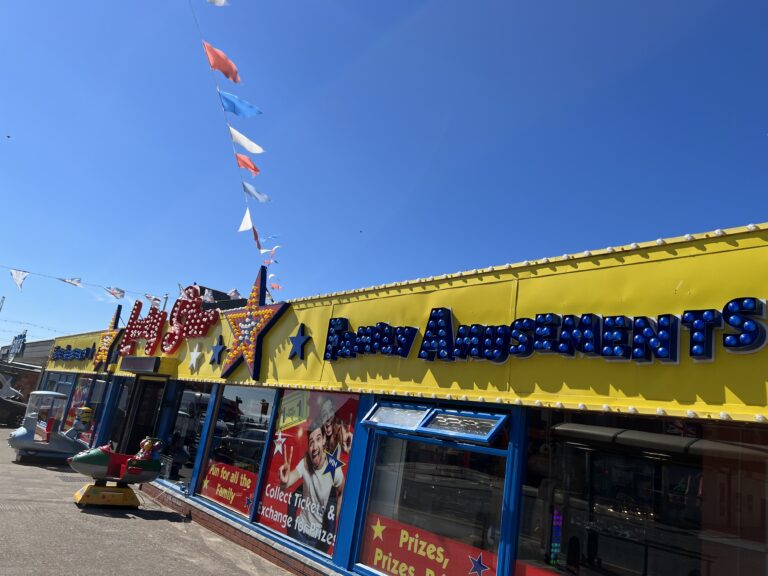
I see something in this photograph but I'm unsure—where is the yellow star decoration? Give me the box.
[203,477,210,490]
[220,267,287,379]
[371,518,386,541]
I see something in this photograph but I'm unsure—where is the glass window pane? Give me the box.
[199,385,277,516]
[359,436,505,575]
[367,404,428,429]
[62,376,93,433]
[78,378,106,446]
[256,391,359,555]
[161,381,213,485]
[517,410,768,576]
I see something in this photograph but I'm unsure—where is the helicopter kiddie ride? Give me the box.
[67,436,163,507]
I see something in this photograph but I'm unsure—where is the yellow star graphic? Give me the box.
[203,477,210,490]
[371,518,386,541]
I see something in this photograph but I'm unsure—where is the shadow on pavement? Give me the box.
[78,506,191,522]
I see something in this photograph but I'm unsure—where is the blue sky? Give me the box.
[0,0,766,344]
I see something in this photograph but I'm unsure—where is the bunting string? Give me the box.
[186,0,285,286]
[0,263,154,301]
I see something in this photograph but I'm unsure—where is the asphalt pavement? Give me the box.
[0,426,291,576]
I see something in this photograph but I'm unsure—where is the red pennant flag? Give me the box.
[236,153,260,177]
[202,41,241,83]
[252,226,262,250]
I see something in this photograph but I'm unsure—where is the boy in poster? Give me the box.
[279,415,345,550]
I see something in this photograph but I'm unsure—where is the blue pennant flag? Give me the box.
[219,90,262,118]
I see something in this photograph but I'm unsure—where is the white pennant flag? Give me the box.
[9,269,29,291]
[238,207,253,232]
[105,286,125,300]
[207,0,229,6]
[242,181,270,203]
[145,293,162,308]
[58,277,82,287]
[229,126,263,154]
[259,245,282,258]
[227,288,242,299]
[202,288,215,303]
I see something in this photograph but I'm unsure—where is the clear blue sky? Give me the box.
[0,0,766,344]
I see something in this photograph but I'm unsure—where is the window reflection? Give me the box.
[517,410,768,576]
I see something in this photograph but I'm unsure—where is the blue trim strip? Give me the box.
[188,382,221,495]
[333,393,375,569]
[249,388,282,523]
[497,405,527,576]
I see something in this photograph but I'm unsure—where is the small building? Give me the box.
[42,223,768,576]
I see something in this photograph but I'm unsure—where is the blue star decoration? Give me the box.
[468,552,490,576]
[323,446,345,481]
[289,323,311,360]
[209,335,227,365]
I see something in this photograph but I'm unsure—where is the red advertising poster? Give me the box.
[256,391,358,555]
[63,379,92,431]
[200,461,259,516]
[359,513,498,576]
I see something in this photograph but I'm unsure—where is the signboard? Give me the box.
[359,513,498,576]
[255,391,358,555]
[199,461,258,516]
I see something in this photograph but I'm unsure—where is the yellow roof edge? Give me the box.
[288,222,766,304]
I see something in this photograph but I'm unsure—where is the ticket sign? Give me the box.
[359,513,498,576]
[200,461,258,516]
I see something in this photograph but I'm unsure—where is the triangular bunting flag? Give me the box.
[105,286,125,299]
[202,41,240,83]
[145,293,162,308]
[207,0,229,5]
[219,90,262,118]
[9,269,29,291]
[202,289,215,303]
[235,153,260,177]
[238,207,253,232]
[252,226,262,250]
[242,181,269,203]
[59,277,82,287]
[229,126,264,154]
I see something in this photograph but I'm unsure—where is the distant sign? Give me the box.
[8,331,26,361]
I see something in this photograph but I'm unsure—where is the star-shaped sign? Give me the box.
[289,323,311,360]
[188,343,203,372]
[203,476,210,490]
[371,517,386,541]
[209,335,227,365]
[468,552,490,576]
[323,445,345,481]
[273,429,287,455]
[220,266,288,380]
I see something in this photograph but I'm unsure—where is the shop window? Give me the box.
[61,376,107,446]
[62,376,94,434]
[255,390,359,555]
[162,381,214,485]
[516,410,768,576]
[199,385,278,517]
[358,434,506,576]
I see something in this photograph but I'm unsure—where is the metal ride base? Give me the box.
[73,480,140,508]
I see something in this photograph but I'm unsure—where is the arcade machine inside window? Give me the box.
[357,403,509,576]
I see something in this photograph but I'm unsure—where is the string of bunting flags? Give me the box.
[193,0,284,290]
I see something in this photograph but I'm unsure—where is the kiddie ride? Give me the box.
[68,436,163,507]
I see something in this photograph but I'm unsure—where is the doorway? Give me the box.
[120,378,166,453]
